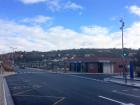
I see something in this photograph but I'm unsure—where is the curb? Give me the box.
[109,80,140,89]
[106,78,140,89]
[111,76,140,82]
[3,78,15,105]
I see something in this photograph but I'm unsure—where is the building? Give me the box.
[69,56,130,74]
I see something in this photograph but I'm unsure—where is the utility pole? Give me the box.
[120,18,127,83]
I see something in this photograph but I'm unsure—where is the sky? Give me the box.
[0,0,140,53]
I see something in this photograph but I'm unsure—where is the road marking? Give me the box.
[10,86,30,90]
[98,96,135,105]
[122,90,128,92]
[13,84,42,95]
[113,90,140,99]
[13,88,34,95]
[13,94,65,105]
[13,94,64,98]
[70,75,103,82]
[52,97,65,105]
[17,71,44,74]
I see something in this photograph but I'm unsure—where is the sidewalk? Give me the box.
[0,66,16,105]
[105,75,140,88]
[0,74,4,105]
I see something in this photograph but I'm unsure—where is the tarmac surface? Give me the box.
[6,68,140,105]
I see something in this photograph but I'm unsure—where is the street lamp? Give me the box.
[10,47,17,67]
[120,18,127,83]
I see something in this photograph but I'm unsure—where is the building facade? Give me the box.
[69,56,130,74]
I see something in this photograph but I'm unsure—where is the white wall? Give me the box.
[103,63,114,74]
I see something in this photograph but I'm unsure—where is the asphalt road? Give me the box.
[6,68,140,105]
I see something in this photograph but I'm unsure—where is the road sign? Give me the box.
[123,50,129,57]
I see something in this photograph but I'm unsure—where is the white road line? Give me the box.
[13,88,34,95]
[98,96,135,105]
[70,75,103,82]
[122,90,128,92]
[10,86,30,90]
[13,84,42,95]
[112,90,140,99]
[13,94,64,98]
[52,97,65,105]
[13,94,65,105]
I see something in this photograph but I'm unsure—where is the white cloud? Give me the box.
[46,0,83,12]
[0,18,140,53]
[45,0,61,12]
[21,15,53,25]
[19,0,46,4]
[19,0,83,12]
[81,26,109,35]
[128,5,140,16]
[64,1,83,10]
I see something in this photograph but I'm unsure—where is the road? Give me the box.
[6,68,140,105]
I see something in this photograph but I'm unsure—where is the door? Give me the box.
[98,63,103,73]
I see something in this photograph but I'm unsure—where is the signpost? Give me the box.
[120,19,127,84]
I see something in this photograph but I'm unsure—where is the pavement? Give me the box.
[0,74,4,105]
[0,65,16,105]
[0,65,4,105]
[105,75,140,88]
[4,68,140,105]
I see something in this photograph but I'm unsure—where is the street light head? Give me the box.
[120,18,124,23]
[120,19,123,23]
[122,22,125,27]
[120,19,125,29]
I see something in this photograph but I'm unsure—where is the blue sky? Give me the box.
[0,0,140,53]
[0,0,139,29]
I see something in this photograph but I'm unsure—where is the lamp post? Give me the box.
[10,47,17,67]
[120,19,127,83]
